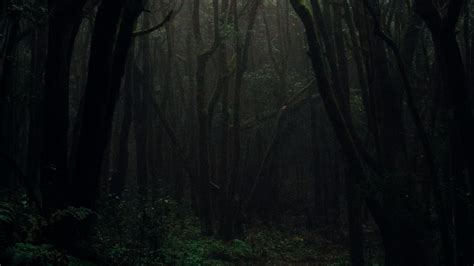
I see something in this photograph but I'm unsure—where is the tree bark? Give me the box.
[290,2,434,265]
[111,58,134,197]
[219,0,260,240]
[193,0,221,236]
[72,0,143,209]
[415,1,474,264]
[40,0,87,253]
[41,0,86,215]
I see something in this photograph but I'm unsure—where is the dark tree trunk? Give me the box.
[192,0,221,236]
[290,2,435,265]
[215,0,230,229]
[40,0,87,252]
[415,1,474,264]
[72,0,142,209]
[0,7,20,188]
[310,100,324,226]
[134,14,153,201]
[41,0,86,214]
[26,25,47,214]
[71,0,123,209]
[0,10,19,98]
[219,0,260,240]
[367,0,407,172]
[111,61,134,197]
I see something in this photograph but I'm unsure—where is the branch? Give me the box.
[245,79,315,205]
[445,0,465,30]
[413,0,441,31]
[150,95,197,181]
[207,67,235,117]
[262,10,283,77]
[364,0,436,181]
[132,10,173,37]
[241,80,319,130]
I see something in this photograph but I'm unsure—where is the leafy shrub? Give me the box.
[4,243,66,265]
[2,243,96,266]
[0,201,14,224]
[50,206,94,223]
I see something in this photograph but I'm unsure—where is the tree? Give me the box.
[219,0,261,240]
[414,0,474,264]
[290,1,436,265]
[41,0,87,250]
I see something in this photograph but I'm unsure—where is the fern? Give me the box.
[50,206,94,223]
[0,201,14,224]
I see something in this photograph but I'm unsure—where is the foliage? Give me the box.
[93,193,175,265]
[0,190,97,265]
[94,193,364,265]
[7,0,48,24]
[0,200,14,224]
[50,206,94,223]
[2,243,95,266]
[159,218,254,264]
[0,187,382,265]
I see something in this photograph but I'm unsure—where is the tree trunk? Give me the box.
[290,2,435,265]
[219,0,260,240]
[71,0,123,209]
[72,0,142,209]
[415,1,474,264]
[40,0,87,252]
[41,0,86,215]
[111,59,134,197]
[133,14,153,201]
[192,0,221,236]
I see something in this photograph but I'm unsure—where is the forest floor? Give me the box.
[6,220,383,265]
[5,216,384,265]
[153,218,384,265]
[2,193,384,265]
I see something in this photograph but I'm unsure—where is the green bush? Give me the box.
[3,243,95,266]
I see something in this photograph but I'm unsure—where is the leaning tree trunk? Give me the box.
[71,0,123,210]
[72,0,144,210]
[290,2,435,265]
[70,1,143,254]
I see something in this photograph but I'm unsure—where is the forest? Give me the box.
[0,0,473,265]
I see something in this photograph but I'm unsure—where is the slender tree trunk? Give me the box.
[134,14,153,201]
[220,0,260,240]
[192,0,221,236]
[0,7,20,188]
[111,59,134,197]
[290,2,435,265]
[310,100,323,226]
[27,25,47,214]
[332,4,363,265]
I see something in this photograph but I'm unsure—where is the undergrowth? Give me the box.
[1,189,382,265]
[93,193,357,265]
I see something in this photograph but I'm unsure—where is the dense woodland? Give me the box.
[0,0,473,265]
